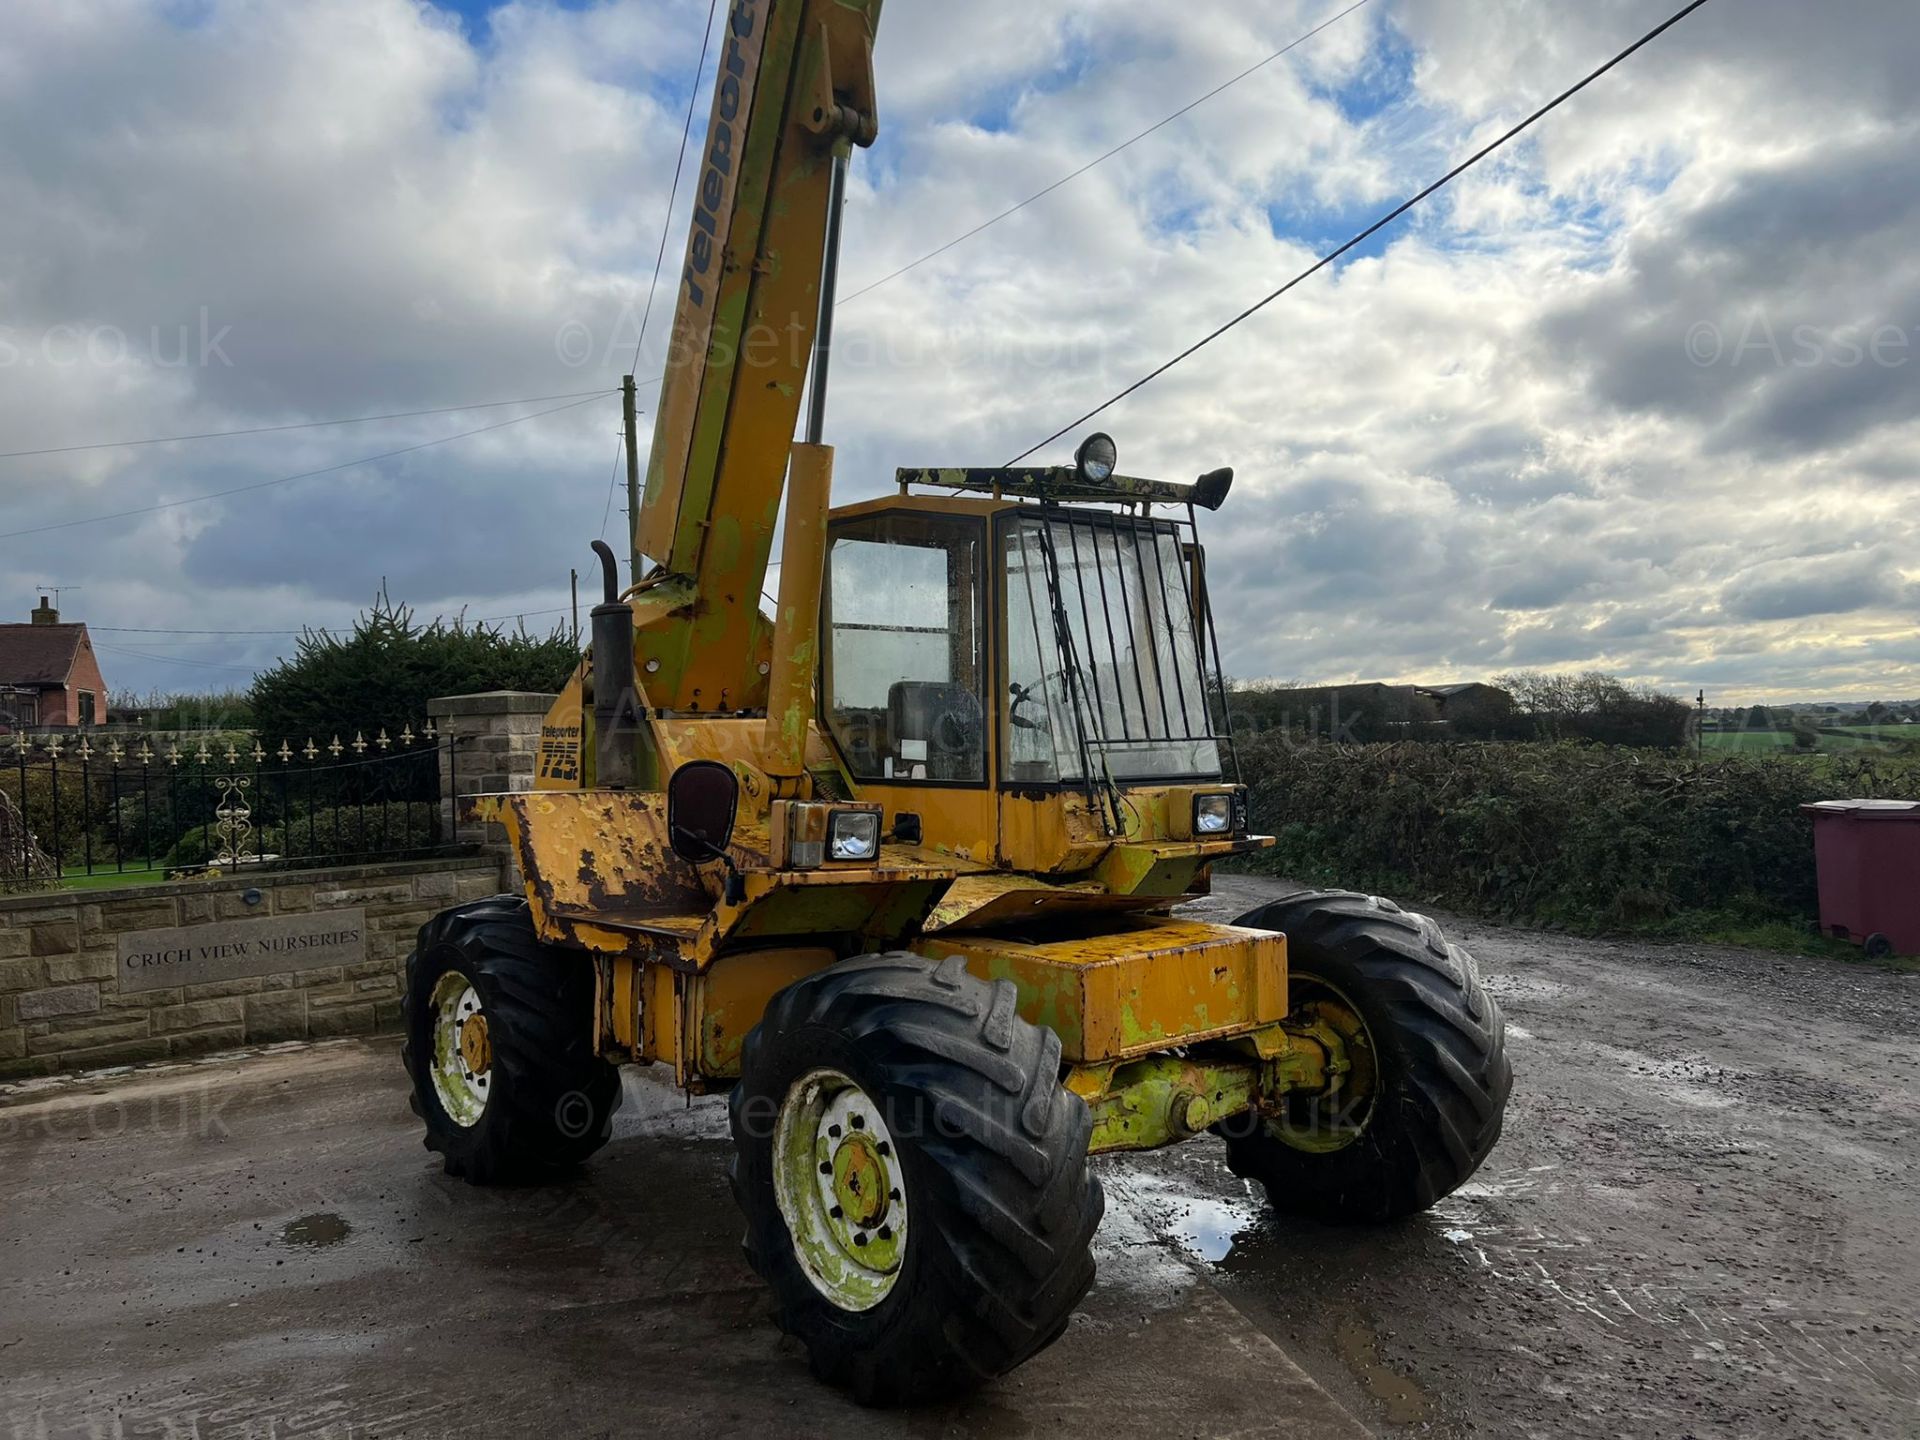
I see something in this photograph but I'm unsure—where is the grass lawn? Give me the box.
[58,863,172,891]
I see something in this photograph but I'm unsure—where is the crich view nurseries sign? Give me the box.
[117,909,369,993]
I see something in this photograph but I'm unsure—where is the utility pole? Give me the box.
[570,568,579,646]
[621,375,642,588]
[1696,689,1706,759]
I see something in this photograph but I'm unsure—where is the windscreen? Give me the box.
[1003,513,1222,784]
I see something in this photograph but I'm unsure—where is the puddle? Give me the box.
[1111,1168,1264,1264]
[1165,1195,1261,1263]
[281,1212,352,1248]
[1333,1315,1434,1426]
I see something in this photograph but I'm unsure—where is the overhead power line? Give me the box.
[0,390,617,462]
[1008,0,1716,464]
[0,393,610,542]
[603,0,722,540]
[611,0,1375,406]
[88,605,576,639]
[94,642,263,673]
[839,0,1378,307]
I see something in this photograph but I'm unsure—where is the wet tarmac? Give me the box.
[0,1025,1363,1439]
[3,874,1915,1438]
[1157,876,1920,1439]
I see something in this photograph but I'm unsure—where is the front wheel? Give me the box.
[729,954,1103,1406]
[401,895,622,1185]
[1220,890,1511,1222]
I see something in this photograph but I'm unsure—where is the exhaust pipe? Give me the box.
[589,540,638,790]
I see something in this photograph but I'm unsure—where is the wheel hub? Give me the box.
[428,973,491,1129]
[832,1134,889,1229]
[1273,976,1378,1154]
[773,1069,908,1311]
[459,1013,492,1077]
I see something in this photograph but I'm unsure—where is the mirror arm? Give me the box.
[672,825,748,905]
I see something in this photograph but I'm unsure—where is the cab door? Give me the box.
[819,508,999,867]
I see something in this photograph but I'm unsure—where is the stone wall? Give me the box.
[0,856,505,1080]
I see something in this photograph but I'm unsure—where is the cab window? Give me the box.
[823,513,986,784]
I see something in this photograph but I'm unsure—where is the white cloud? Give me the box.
[0,0,1914,705]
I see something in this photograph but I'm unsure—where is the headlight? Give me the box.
[828,809,880,861]
[1193,793,1234,835]
[1075,432,1118,484]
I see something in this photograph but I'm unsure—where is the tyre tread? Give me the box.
[729,952,1102,1406]
[1223,889,1511,1221]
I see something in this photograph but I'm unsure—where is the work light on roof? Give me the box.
[1074,433,1118,485]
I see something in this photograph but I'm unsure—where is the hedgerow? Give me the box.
[1235,737,1920,933]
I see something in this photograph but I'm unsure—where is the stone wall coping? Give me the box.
[427,692,559,718]
[0,855,497,915]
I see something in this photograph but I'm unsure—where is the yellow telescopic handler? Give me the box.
[401,0,1511,1404]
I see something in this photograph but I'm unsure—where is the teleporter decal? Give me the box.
[683,0,762,311]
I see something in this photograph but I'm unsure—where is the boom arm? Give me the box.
[631,0,883,713]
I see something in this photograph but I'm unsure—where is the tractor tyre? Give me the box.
[1219,890,1510,1222]
[729,953,1103,1406]
[401,895,621,1185]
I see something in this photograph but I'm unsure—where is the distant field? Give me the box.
[1704,730,1796,751]
[1702,729,1901,754]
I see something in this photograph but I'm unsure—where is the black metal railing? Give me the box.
[0,722,468,889]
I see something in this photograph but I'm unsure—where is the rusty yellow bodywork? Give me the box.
[448,0,1345,1149]
[916,919,1286,1064]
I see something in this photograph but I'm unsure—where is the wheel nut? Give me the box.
[819,1161,832,1175]
[829,1205,842,1219]
[850,1114,866,1130]
[853,1232,868,1247]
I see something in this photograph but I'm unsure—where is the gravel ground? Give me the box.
[1133,874,1920,1439]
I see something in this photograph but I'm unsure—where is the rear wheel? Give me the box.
[1220,890,1510,1221]
[729,953,1103,1406]
[401,895,621,1184]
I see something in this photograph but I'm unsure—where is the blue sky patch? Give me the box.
[431,0,599,46]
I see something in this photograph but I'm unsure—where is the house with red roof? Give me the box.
[0,597,109,729]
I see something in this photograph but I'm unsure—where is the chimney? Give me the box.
[31,596,58,625]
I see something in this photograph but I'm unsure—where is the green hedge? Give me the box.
[1236,738,1920,932]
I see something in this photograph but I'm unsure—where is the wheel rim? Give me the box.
[773,1068,908,1312]
[1273,975,1379,1154]
[429,970,492,1128]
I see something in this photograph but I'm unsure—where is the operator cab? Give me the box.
[819,435,1237,815]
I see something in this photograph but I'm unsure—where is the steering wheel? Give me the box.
[932,692,985,757]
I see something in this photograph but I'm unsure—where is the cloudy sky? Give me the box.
[1,0,1915,704]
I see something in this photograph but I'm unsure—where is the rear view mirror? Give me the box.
[667,761,739,865]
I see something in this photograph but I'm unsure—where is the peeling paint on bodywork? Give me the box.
[913,918,1288,1064]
